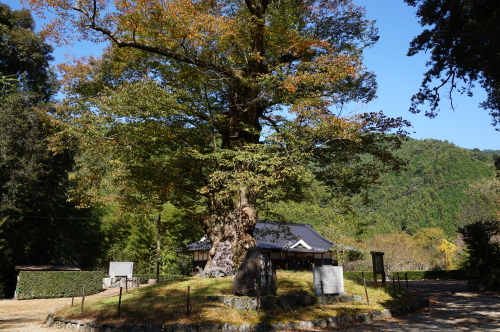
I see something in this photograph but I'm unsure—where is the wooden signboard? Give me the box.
[370,252,386,284]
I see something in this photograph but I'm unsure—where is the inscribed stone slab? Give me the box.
[109,262,134,277]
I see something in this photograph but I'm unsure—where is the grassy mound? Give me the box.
[55,271,422,326]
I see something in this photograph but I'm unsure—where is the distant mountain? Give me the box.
[481,149,500,156]
[260,138,497,241]
[354,138,497,238]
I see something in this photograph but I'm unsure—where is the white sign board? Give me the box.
[109,262,134,278]
[313,266,346,296]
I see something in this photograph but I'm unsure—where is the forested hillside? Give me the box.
[356,139,498,238]
[262,139,499,240]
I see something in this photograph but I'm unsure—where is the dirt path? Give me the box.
[0,288,123,331]
[2,281,500,331]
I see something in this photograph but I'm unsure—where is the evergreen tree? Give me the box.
[405,0,500,126]
[0,3,56,100]
[459,221,500,279]
[0,3,103,298]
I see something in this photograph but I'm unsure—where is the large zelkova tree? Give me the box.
[404,0,500,127]
[26,0,410,269]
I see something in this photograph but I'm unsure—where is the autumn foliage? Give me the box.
[24,0,410,267]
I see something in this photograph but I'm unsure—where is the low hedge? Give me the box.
[344,270,468,282]
[16,271,104,300]
[343,271,375,282]
[133,274,185,284]
[392,270,468,280]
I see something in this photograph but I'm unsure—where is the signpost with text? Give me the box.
[370,252,386,284]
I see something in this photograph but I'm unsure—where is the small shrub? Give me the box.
[344,271,375,282]
[345,270,468,281]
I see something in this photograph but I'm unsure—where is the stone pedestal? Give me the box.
[232,247,277,296]
[102,277,140,289]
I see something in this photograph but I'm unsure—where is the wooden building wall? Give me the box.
[191,249,336,273]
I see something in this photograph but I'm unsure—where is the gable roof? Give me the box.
[183,220,354,253]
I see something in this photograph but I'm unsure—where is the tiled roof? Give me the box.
[15,265,81,271]
[184,235,211,251]
[183,220,354,253]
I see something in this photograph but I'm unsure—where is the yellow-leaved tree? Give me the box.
[437,239,457,270]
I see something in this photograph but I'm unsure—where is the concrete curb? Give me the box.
[45,297,429,331]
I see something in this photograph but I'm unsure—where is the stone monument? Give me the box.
[102,262,139,288]
[232,247,277,296]
[313,266,346,296]
[109,262,134,278]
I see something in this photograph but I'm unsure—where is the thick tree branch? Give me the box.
[260,114,280,133]
[72,6,239,81]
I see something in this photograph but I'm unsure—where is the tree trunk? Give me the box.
[205,0,267,271]
[204,187,258,271]
[221,81,263,149]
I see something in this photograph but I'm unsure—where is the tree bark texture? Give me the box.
[204,187,258,270]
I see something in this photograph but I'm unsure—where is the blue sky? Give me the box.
[9,0,499,150]
[356,0,498,151]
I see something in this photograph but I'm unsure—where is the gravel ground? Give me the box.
[0,288,123,331]
[328,280,500,331]
[1,281,500,331]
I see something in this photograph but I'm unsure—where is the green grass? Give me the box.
[55,271,423,326]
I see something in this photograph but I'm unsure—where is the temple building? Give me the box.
[182,220,354,273]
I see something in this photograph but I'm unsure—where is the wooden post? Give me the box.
[363,278,370,305]
[320,280,325,311]
[255,281,260,316]
[117,287,123,317]
[71,287,75,307]
[186,286,190,316]
[392,277,397,297]
[125,276,128,293]
[81,286,86,313]
[156,213,162,283]
[405,272,409,292]
[371,253,377,283]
